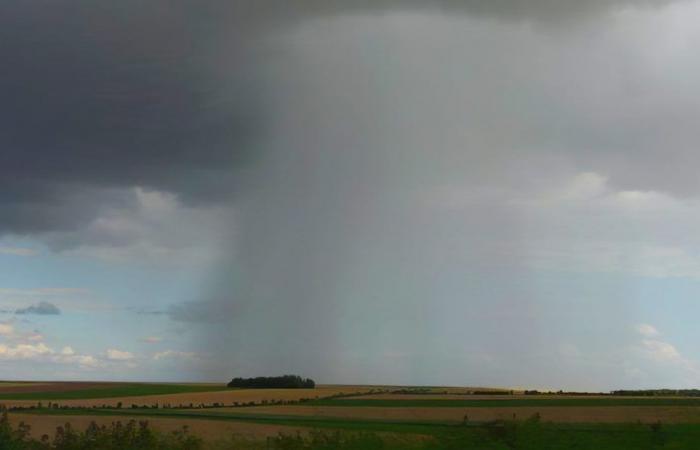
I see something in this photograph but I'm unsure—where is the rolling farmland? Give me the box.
[4,383,700,448]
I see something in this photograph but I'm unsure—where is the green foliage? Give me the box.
[612,389,700,397]
[265,431,383,450]
[227,376,315,389]
[5,413,700,449]
[0,411,201,450]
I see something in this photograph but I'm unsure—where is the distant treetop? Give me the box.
[227,375,315,389]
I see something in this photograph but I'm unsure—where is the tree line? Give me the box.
[227,375,315,389]
[611,389,700,397]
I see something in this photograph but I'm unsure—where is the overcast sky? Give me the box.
[2,0,700,390]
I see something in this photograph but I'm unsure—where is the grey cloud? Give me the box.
[168,299,237,323]
[233,1,685,25]
[168,3,700,386]
[132,309,167,316]
[15,302,61,316]
[0,0,689,241]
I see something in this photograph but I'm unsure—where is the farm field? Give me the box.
[312,396,700,408]
[205,404,700,424]
[0,384,377,408]
[8,412,307,441]
[6,383,700,448]
[0,381,224,400]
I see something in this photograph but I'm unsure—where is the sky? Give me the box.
[2,0,700,390]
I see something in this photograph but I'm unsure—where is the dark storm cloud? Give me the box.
[15,301,61,315]
[250,0,683,23]
[0,0,687,239]
[0,0,264,237]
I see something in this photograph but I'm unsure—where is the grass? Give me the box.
[20,407,457,432]
[0,383,225,400]
[309,397,700,408]
[18,408,700,449]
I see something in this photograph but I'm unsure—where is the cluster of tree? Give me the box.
[611,389,700,397]
[227,375,315,389]
[474,390,514,395]
[523,390,542,395]
[0,411,201,450]
[524,390,607,396]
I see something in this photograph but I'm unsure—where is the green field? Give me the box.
[0,383,224,400]
[18,407,700,449]
[310,397,700,408]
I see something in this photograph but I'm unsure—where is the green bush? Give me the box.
[0,409,201,450]
[266,430,383,450]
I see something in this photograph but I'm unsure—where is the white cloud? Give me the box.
[141,336,163,344]
[1,324,46,343]
[491,172,700,279]
[74,355,100,368]
[642,339,682,363]
[26,332,44,342]
[0,342,53,360]
[0,324,13,337]
[0,247,38,257]
[106,349,134,361]
[53,352,102,369]
[635,323,660,338]
[0,340,103,369]
[153,350,197,361]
